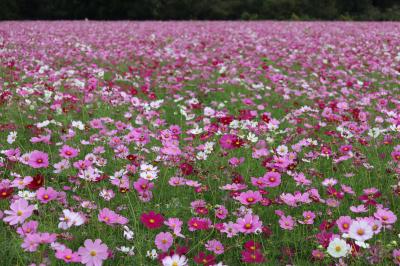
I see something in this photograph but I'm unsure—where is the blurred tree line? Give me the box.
[1,0,400,20]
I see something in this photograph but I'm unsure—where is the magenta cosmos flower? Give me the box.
[155,232,173,252]
[3,198,35,225]
[36,187,58,203]
[236,190,262,205]
[263,172,281,187]
[78,239,109,266]
[219,134,242,149]
[28,150,49,168]
[59,145,79,159]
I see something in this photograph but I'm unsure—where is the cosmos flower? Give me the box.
[36,187,58,203]
[98,208,128,225]
[155,232,173,252]
[205,239,224,255]
[78,239,109,266]
[348,220,373,242]
[236,190,262,205]
[59,145,79,159]
[162,254,188,266]
[263,172,281,187]
[28,150,49,168]
[235,214,263,234]
[140,211,164,229]
[3,198,35,225]
[327,238,351,258]
[55,248,81,263]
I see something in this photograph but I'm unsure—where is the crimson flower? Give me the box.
[140,211,164,229]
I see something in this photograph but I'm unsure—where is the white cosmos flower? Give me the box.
[276,145,288,156]
[162,254,188,266]
[327,238,351,258]
[348,220,373,242]
[146,249,158,260]
[7,131,17,144]
[58,210,85,230]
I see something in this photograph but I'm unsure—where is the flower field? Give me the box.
[0,21,399,265]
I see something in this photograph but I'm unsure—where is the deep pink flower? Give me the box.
[188,217,212,231]
[236,190,262,205]
[263,172,281,187]
[140,211,164,229]
[59,145,79,159]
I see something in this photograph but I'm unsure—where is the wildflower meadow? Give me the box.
[0,21,399,265]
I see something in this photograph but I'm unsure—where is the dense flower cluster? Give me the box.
[0,21,399,265]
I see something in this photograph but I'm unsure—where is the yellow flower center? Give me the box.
[90,250,97,256]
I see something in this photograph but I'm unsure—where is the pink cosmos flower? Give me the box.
[235,214,263,234]
[11,176,33,189]
[21,233,42,252]
[28,150,49,168]
[215,205,228,219]
[393,249,400,265]
[59,145,79,159]
[301,211,316,225]
[236,190,262,205]
[221,221,239,238]
[155,232,173,252]
[263,172,281,187]
[251,176,267,189]
[374,208,397,225]
[78,239,109,266]
[336,216,352,233]
[17,220,39,236]
[228,157,245,167]
[205,239,224,255]
[279,215,295,230]
[98,208,128,225]
[165,217,184,238]
[3,198,35,225]
[37,187,58,203]
[168,176,187,186]
[55,248,81,263]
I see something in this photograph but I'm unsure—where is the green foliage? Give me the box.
[0,0,399,20]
